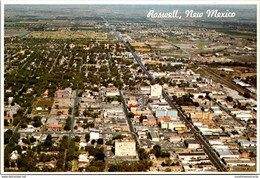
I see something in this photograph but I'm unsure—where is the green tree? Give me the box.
[33,121,42,128]
[150,145,162,158]
[127,112,134,118]
[243,92,251,98]
[30,136,36,143]
[226,96,233,102]
[85,133,90,142]
[64,117,72,131]
[97,138,104,145]
[4,119,9,126]
[46,134,52,141]
[74,136,81,142]
[91,140,96,145]
[138,148,149,160]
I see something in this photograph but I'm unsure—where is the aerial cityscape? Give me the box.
[3,4,257,173]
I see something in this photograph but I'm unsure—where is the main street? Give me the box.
[68,57,84,145]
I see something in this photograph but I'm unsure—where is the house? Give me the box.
[47,163,55,169]
[80,142,87,147]
[42,151,59,155]
[150,154,156,160]
[47,124,62,132]
[10,151,19,160]
[78,154,90,168]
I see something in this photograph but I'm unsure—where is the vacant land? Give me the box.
[32,98,54,114]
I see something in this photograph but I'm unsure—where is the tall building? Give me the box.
[151,84,162,98]
[115,139,137,157]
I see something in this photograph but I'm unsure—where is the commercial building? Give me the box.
[151,84,162,98]
[115,139,137,157]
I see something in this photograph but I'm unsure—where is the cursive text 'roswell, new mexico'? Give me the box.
[147,9,236,19]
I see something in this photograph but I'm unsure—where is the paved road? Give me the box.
[49,44,67,73]
[119,89,141,151]
[68,57,83,145]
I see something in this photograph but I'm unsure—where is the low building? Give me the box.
[149,131,159,142]
[169,136,182,143]
[184,139,200,149]
[168,122,186,131]
[223,158,255,167]
[78,154,90,168]
[178,152,207,160]
[47,124,62,132]
[190,112,213,120]
[137,131,148,139]
[90,132,100,140]
[106,88,119,97]
[56,88,72,98]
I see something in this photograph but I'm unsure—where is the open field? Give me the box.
[26,31,106,39]
[148,37,167,42]
[130,42,147,47]
[34,98,54,108]
[220,30,256,37]
[131,42,151,52]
